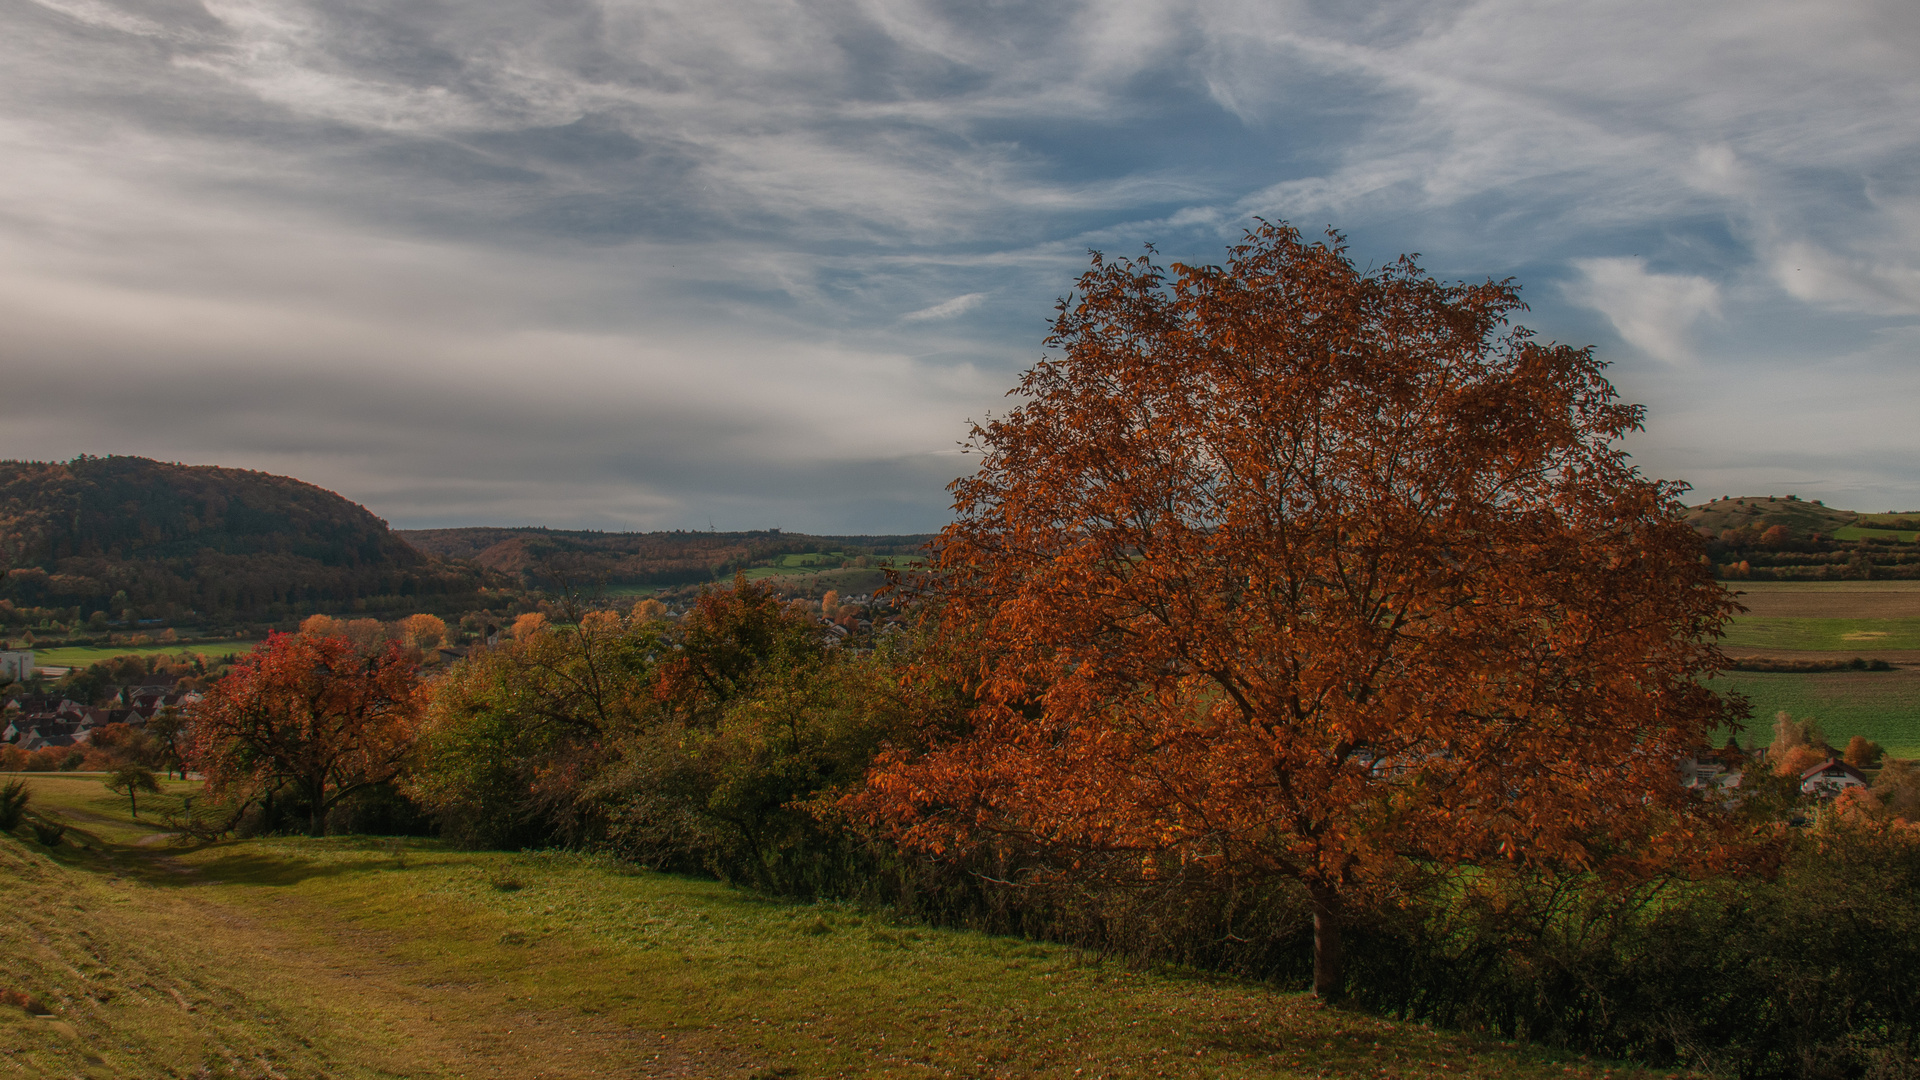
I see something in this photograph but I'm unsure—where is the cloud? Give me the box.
[1,0,1919,525]
[901,292,989,321]
[1767,239,1920,317]
[1564,258,1721,364]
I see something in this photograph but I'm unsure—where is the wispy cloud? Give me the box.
[901,292,989,322]
[1564,258,1721,365]
[1,0,1918,524]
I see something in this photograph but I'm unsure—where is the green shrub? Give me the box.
[1342,820,1920,1077]
[0,780,28,830]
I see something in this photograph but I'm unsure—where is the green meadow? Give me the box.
[1830,525,1920,543]
[0,773,1666,1080]
[1711,668,1920,757]
[28,641,244,668]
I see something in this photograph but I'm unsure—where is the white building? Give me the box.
[0,650,33,682]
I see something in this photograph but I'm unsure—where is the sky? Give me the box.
[2,0,1917,533]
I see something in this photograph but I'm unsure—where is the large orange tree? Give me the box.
[859,222,1739,997]
[190,631,425,837]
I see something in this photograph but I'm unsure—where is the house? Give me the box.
[10,696,83,717]
[5,713,82,746]
[1680,743,1748,791]
[1800,758,1869,798]
[125,690,194,720]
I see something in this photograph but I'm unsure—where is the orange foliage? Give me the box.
[188,632,425,836]
[1773,744,1830,778]
[79,723,152,770]
[24,745,80,771]
[399,613,448,650]
[1833,784,1882,820]
[1844,734,1883,768]
[1873,759,1920,822]
[853,223,1741,998]
[511,612,548,641]
[299,614,390,653]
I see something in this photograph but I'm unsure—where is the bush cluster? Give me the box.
[355,576,1920,1077]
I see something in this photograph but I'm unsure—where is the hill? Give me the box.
[1685,495,1920,580]
[0,456,495,620]
[1682,494,1858,539]
[398,526,935,590]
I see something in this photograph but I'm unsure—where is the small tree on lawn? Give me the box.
[105,762,160,818]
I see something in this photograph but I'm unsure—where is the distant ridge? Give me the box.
[0,456,494,617]
[398,526,936,588]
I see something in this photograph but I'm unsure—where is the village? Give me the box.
[1679,739,1874,802]
[0,671,197,766]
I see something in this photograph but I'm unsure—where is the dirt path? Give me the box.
[180,890,736,1079]
[191,860,753,1078]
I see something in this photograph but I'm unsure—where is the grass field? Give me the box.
[1830,525,1920,543]
[1711,668,1920,757]
[1726,580,1920,619]
[30,642,246,667]
[1708,583,1920,755]
[0,774,1675,1080]
[768,554,915,570]
[738,566,894,597]
[1718,617,1920,652]
[599,583,665,597]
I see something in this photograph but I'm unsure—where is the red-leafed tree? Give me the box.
[854,222,1741,998]
[189,632,425,836]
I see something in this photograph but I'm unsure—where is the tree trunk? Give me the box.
[1309,884,1345,1001]
[308,778,327,837]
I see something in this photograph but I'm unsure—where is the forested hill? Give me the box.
[398,526,936,587]
[0,456,492,617]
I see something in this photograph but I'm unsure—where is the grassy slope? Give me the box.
[0,775,1669,1080]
